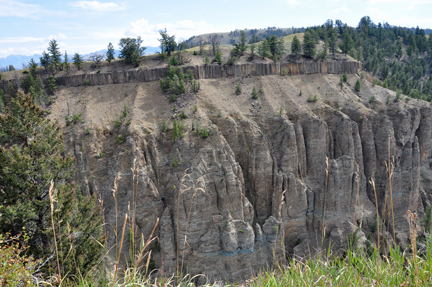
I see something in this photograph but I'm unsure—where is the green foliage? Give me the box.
[215,48,222,65]
[258,39,271,59]
[302,30,316,58]
[342,73,348,82]
[232,30,248,56]
[252,87,258,99]
[235,82,242,95]
[307,95,319,102]
[193,105,198,113]
[180,111,187,119]
[422,205,432,232]
[158,28,177,56]
[72,113,84,124]
[160,64,191,96]
[193,50,197,56]
[123,104,130,118]
[0,91,104,279]
[119,36,146,65]
[279,106,283,116]
[369,95,376,103]
[73,52,84,70]
[116,134,125,143]
[47,39,62,70]
[172,119,180,141]
[340,29,354,55]
[201,127,209,139]
[291,35,301,57]
[114,116,121,128]
[217,109,222,117]
[63,51,70,73]
[0,232,39,286]
[172,158,179,167]
[0,89,6,113]
[355,79,361,92]
[106,42,115,64]
[28,58,38,77]
[48,75,58,94]
[162,121,167,132]
[204,56,210,65]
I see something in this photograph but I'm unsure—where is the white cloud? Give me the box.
[125,18,219,47]
[0,0,42,18]
[330,7,352,13]
[70,1,125,11]
[366,7,388,18]
[0,34,67,44]
[285,0,300,7]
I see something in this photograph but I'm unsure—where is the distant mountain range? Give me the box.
[0,47,160,70]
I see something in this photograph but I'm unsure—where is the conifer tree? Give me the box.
[291,35,301,58]
[48,39,62,70]
[172,119,179,141]
[28,58,38,77]
[0,89,5,113]
[106,42,115,64]
[355,78,361,92]
[328,28,338,58]
[0,91,104,278]
[302,31,316,58]
[340,29,354,55]
[64,51,70,73]
[73,52,84,70]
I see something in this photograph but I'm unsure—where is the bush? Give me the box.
[204,56,210,65]
[252,87,258,99]
[172,158,179,167]
[0,233,39,286]
[307,95,318,102]
[355,79,361,92]
[116,134,125,143]
[369,95,375,103]
[162,121,167,132]
[201,128,209,139]
[342,73,348,82]
[180,111,187,119]
[235,82,241,95]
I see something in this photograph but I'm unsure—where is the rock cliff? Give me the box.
[40,62,432,283]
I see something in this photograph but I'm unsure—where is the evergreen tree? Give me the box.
[215,48,222,65]
[64,51,70,73]
[291,35,301,58]
[0,91,104,278]
[119,36,146,65]
[233,30,248,56]
[328,28,338,58]
[73,53,84,70]
[28,58,38,77]
[172,119,179,141]
[248,43,257,60]
[106,42,115,64]
[158,28,177,56]
[340,29,354,55]
[258,39,270,59]
[40,51,52,72]
[322,37,328,60]
[8,82,15,98]
[302,30,316,58]
[48,39,62,70]
[355,79,361,92]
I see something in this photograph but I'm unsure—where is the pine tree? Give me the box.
[40,51,52,72]
[8,82,15,98]
[215,48,222,65]
[0,91,104,278]
[302,31,316,58]
[119,36,146,64]
[355,79,361,92]
[158,29,177,56]
[64,51,70,73]
[48,39,62,70]
[28,58,38,77]
[172,119,179,141]
[73,53,84,70]
[291,35,301,58]
[328,28,338,58]
[340,29,354,55]
[106,42,115,64]
[258,39,270,59]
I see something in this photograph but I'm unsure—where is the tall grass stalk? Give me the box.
[322,157,329,245]
[112,214,127,286]
[48,180,62,283]
[385,137,396,245]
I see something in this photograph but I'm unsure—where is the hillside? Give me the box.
[2,16,432,285]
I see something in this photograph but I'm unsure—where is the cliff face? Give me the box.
[46,62,432,283]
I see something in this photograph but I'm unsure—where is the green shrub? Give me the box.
[116,134,125,143]
[114,117,121,127]
[235,82,241,95]
[123,105,130,118]
[355,79,361,92]
[180,111,187,119]
[172,158,179,167]
[369,95,375,103]
[72,113,84,124]
[203,56,210,65]
[201,128,209,139]
[217,109,222,117]
[307,95,318,102]
[162,121,167,132]
[84,127,92,135]
[169,94,177,102]
[252,87,258,99]
[193,105,198,113]
[83,79,90,86]
[0,233,39,286]
[193,50,197,56]
[342,73,348,82]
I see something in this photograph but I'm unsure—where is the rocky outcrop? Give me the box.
[0,61,361,94]
[54,70,432,284]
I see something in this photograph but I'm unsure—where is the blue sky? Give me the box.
[1,0,432,58]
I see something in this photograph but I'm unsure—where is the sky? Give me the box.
[1,0,432,59]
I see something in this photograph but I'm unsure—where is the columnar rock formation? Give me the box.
[0,61,361,93]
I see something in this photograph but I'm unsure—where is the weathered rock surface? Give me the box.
[45,68,432,283]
